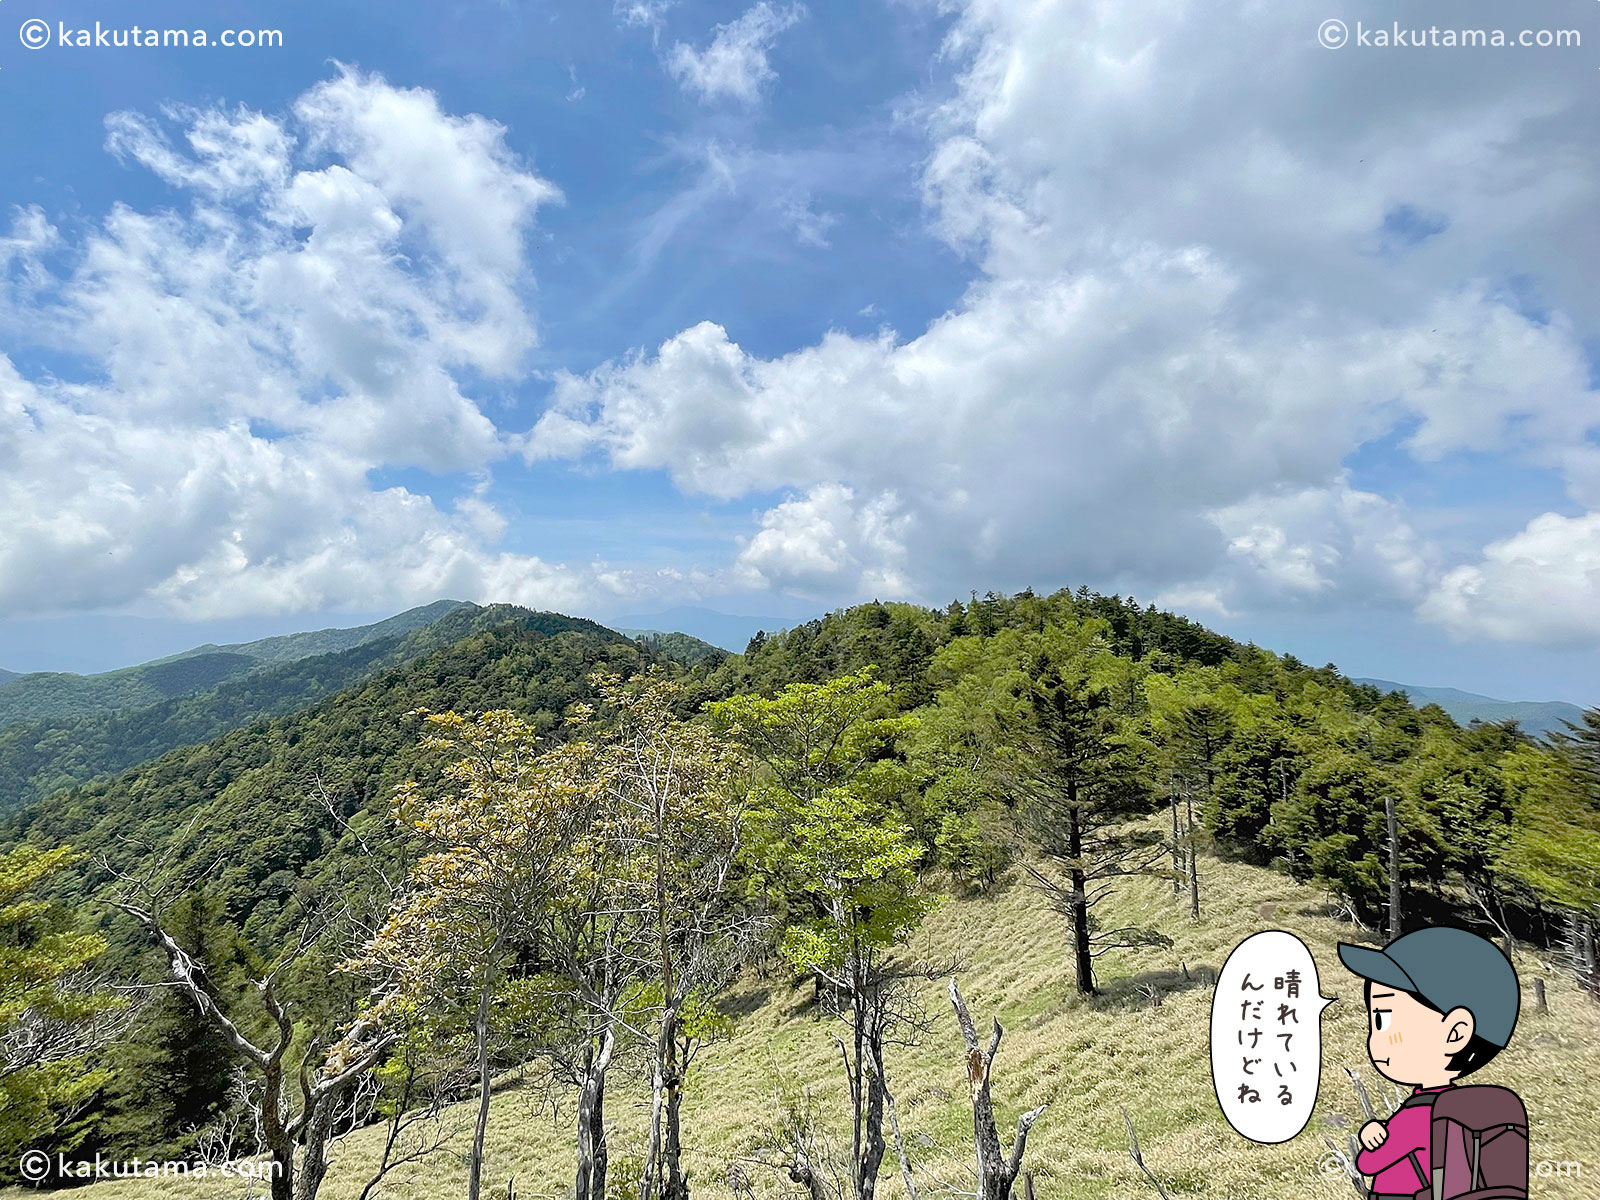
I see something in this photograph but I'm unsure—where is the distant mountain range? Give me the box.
[0,601,468,728]
[1354,677,1586,740]
[613,606,806,652]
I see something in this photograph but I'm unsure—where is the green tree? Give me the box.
[97,886,241,1157]
[353,709,602,1200]
[710,671,937,1200]
[1146,668,1240,919]
[921,625,1165,995]
[590,671,750,1200]
[1498,722,1600,993]
[0,845,122,1163]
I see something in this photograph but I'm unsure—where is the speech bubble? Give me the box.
[1210,930,1336,1143]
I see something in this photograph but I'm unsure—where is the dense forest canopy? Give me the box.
[0,587,1594,1194]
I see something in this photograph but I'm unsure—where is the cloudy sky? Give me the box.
[1,0,1598,701]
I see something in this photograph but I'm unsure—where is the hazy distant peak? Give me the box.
[1354,677,1586,741]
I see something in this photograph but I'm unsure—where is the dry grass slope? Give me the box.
[16,850,1599,1200]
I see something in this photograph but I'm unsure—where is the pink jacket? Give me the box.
[1356,1086,1452,1196]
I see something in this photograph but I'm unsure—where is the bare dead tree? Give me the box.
[948,979,1046,1200]
[881,1075,920,1200]
[1119,1109,1172,1200]
[1385,793,1402,939]
[743,1085,849,1200]
[349,1050,470,1200]
[1344,1065,1377,1122]
[106,891,395,1200]
[0,965,142,1079]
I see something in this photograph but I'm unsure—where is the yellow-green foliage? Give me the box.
[10,848,1598,1200]
[0,845,121,1159]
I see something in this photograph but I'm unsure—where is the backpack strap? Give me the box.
[1399,1092,1441,1111]
[1407,1149,1429,1194]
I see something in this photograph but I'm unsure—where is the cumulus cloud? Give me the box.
[667,3,806,105]
[531,0,1600,642]
[0,69,691,620]
[1422,513,1600,647]
[734,484,914,598]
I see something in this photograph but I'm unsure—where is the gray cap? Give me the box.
[1338,926,1520,1048]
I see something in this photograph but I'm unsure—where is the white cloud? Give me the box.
[0,70,689,621]
[667,3,806,106]
[9,3,1599,645]
[616,0,673,32]
[531,0,1600,641]
[1422,513,1600,647]
[734,484,914,598]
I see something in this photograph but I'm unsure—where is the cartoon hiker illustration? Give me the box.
[1337,926,1529,1200]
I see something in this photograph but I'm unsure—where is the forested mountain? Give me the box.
[622,628,730,667]
[160,599,469,667]
[2,587,1595,1195]
[616,605,800,651]
[0,603,520,814]
[4,609,649,947]
[0,601,471,729]
[0,668,18,685]
[1354,677,1586,741]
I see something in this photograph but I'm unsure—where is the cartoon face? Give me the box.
[1365,984,1476,1088]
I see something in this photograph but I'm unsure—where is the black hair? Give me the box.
[1363,980,1502,1078]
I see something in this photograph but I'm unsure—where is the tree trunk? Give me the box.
[269,1142,294,1200]
[882,1067,919,1200]
[948,980,1046,1200]
[1585,913,1600,997]
[643,1003,690,1200]
[1185,793,1200,920]
[1170,796,1182,897]
[575,1024,616,1200]
[468,978,495,1200]
[1067,793,1093,994]
[262,1066,294,1200]
[295,1093,337,1200]
[857,1023,887,1200]
[1386,793,1402,940]
[664,1057,687,1200]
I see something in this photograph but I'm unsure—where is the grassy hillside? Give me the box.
[0,602,471,729]
[3,588,1592,1198]
[19,846,1594,1200]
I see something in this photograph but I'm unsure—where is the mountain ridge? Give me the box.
[0,602,474,729]
[1353,676,1585,740]
[0,603,524,813]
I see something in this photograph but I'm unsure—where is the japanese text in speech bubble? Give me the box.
[1210,930,1337,1143]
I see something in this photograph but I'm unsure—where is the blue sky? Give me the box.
[2,0,1599,704]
